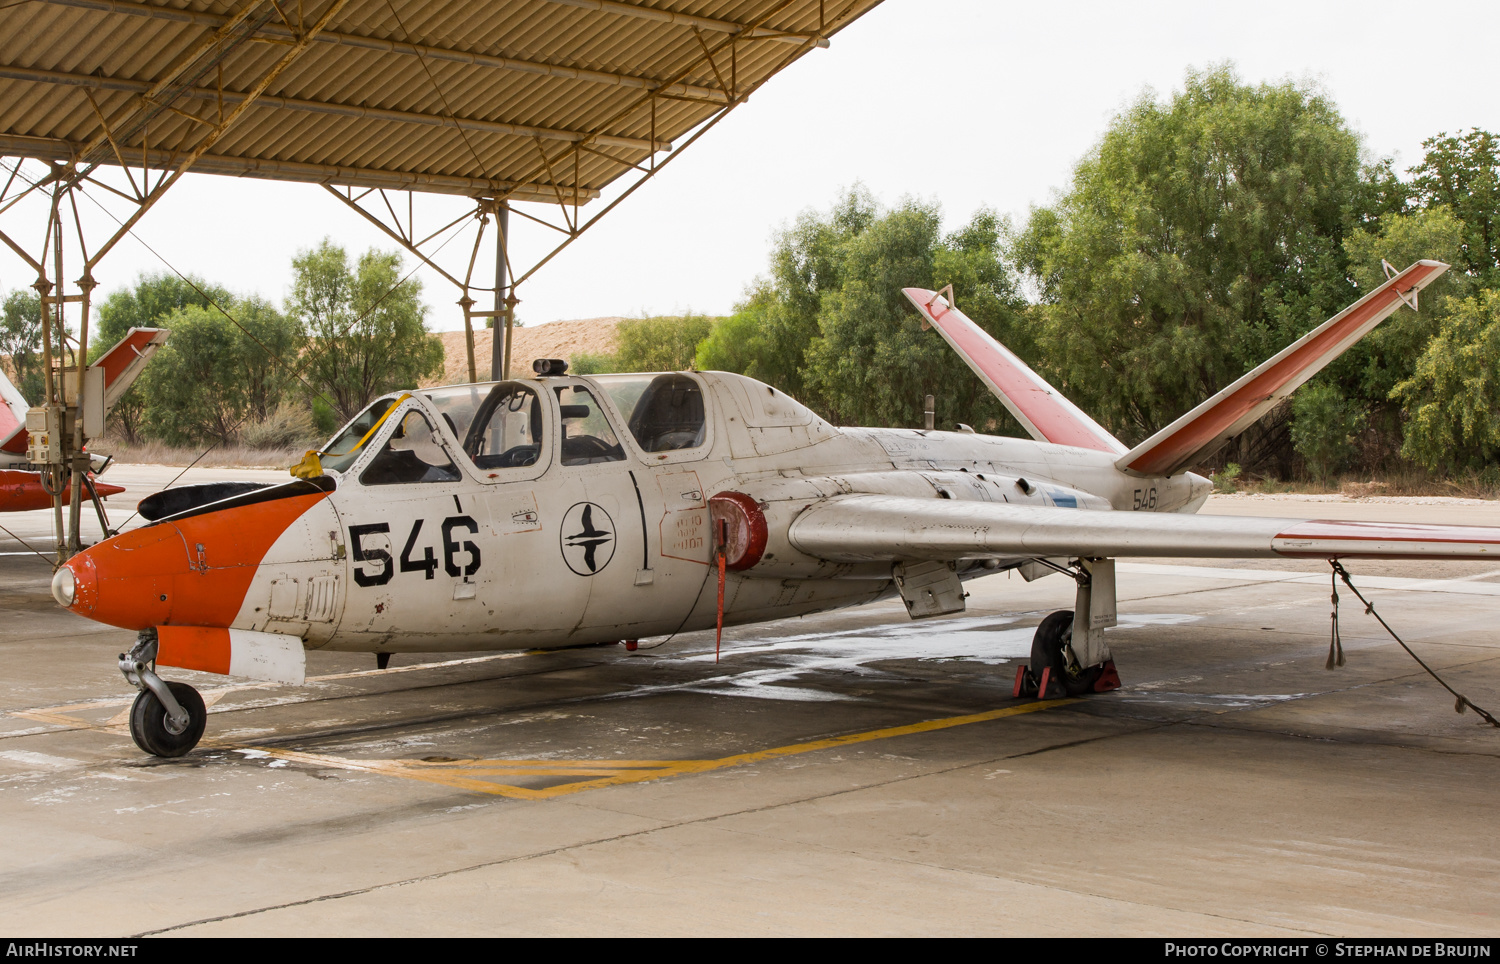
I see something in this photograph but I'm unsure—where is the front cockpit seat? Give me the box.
[627,374,706,452]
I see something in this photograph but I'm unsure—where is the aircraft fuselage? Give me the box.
[56,370,1207,659]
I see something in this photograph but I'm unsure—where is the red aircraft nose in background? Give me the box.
[0,471,126,513]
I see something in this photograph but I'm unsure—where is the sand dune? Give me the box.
[427,316,622,386]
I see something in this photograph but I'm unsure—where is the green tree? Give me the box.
[137,300,304,446]
[1013,65,1367,449]
[803,202,1029,428]
[94,273,232,441]
[0,288,45,402]
[1393,291,1500,471]
[291,239,443,423]
[568,351,617,375]
[695,292,778,380]
[1340,132,1500,473]
[697,188,880,401]
[1324,206,1470,469]
[700,187,1028,429]
[1409,130,1500,284]
[1290,380,1364,481]
[1343,207,1470,396]
[613,313,715,372]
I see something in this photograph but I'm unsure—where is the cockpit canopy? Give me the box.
[318,371,716,482]
[592,373,706,452]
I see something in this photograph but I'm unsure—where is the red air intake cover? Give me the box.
[707,491,768,571]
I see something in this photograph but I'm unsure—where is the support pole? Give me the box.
[459,295,477,385]
[491,201,508,381]
[68,271,95,554]
[46,191,66,562]
[503,294,516,381]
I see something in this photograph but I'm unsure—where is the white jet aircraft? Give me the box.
[48,260,1500,757]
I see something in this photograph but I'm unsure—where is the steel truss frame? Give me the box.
[0,0,351,562]
[324,0,830,388]
[0,0,853,562]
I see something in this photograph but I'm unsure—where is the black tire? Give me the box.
[1030,610,1073,676]
[128,681,206,758]
[1030,610,1098,697]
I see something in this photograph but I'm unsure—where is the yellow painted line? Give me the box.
[7,649,548,734]
[7,662,1078,797]
[248,698,1080,800]
[8,709,95,730]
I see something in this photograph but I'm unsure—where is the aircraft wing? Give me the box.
[787,496,1500,562]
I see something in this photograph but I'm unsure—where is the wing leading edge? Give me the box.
[787,496,1500,563]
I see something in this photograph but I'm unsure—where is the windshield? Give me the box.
[360,409,461,485]
[426,381,545,471]
[319,396,399,475]
[556,383,625,465]
[422,383,492,446]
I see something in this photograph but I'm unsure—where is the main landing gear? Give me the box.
[1013,609,1122,700]
[120,630,206,757]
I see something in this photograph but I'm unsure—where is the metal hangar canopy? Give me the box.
[0,0,883,562]
[0,0,880,202]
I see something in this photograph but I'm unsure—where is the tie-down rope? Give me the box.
[1329,559,1500,727]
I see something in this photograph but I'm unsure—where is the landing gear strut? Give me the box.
[120,630,206,757]
[1012,557,1123,700]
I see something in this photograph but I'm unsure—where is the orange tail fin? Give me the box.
[1116,261,1448,477]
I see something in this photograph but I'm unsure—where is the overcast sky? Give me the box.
[2,0,1497,332]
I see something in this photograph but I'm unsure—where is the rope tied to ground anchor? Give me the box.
[1327,559,1500,728]
[1327,567,1346,670]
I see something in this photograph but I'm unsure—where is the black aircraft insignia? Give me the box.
[561,502,615,575]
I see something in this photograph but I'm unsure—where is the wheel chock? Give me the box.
[1093,659,1121,692]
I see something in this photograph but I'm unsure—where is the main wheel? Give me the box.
[1030,610,1099,697]
[128,681,206,758]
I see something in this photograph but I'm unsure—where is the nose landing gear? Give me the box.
[120,630,206,757]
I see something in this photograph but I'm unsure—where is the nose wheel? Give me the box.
[129,681,206,757]
[119,630,207,757]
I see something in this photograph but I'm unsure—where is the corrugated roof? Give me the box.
[0,0,882,201]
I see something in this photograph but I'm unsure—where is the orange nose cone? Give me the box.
[61,487,333,632]
[64,524,186,629]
